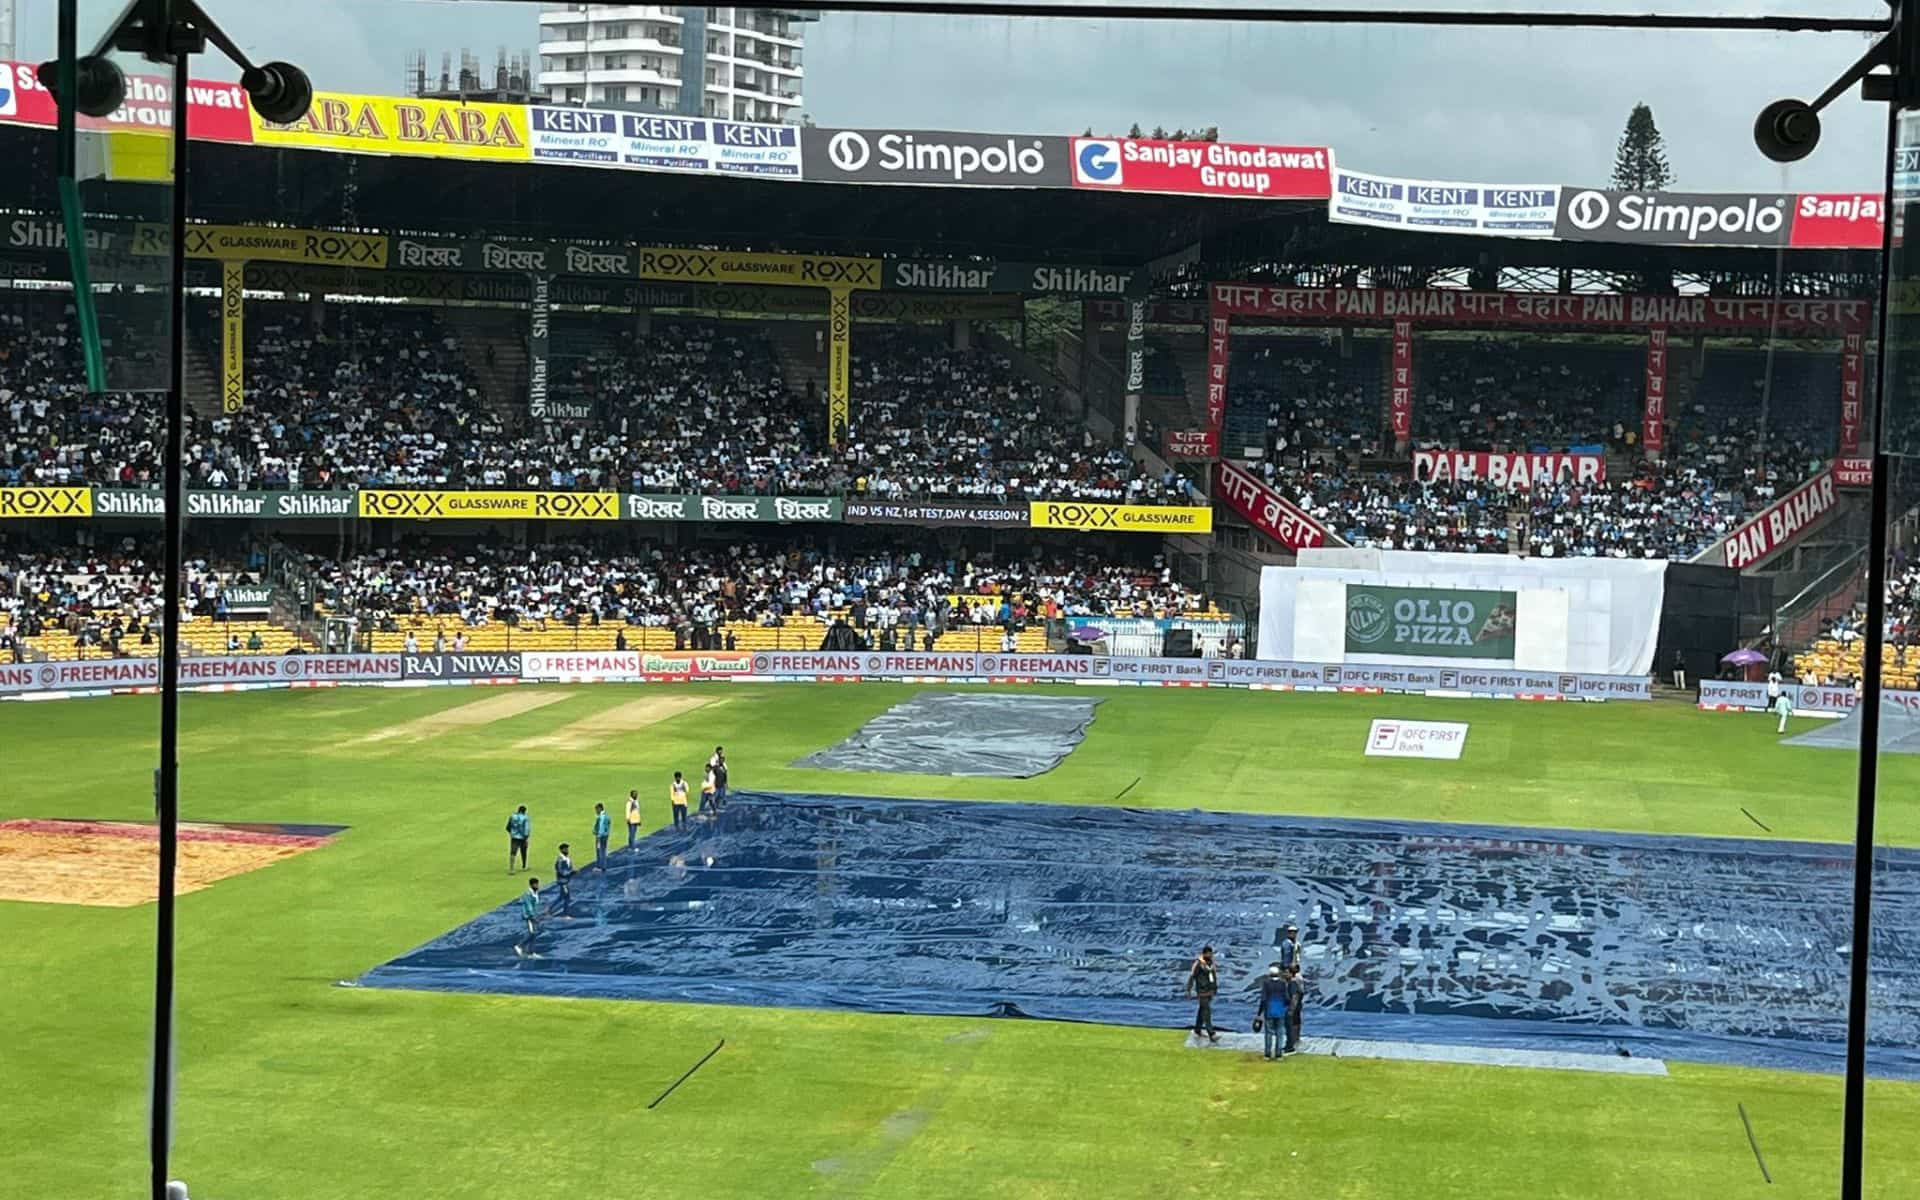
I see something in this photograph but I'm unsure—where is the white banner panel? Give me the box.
[1513,588,1570,672]
[1365,718,1471,758]
[1264,551,1664,676]
[521,650,641,681]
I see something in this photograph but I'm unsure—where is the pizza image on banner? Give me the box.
[1344,584,1518,659]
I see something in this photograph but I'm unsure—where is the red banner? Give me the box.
[1834,457,1873,489]
[1644,325,1668,455]
[1205,297,1231,435]
[1390,319,1414,444]
[1070,138,1332,199]
[1789,193,1884,250]
[1206,284,1871,333]
[1214,461,1337,552]
[2,60,254,144]
[1840,331,1864,455]
[1163,430,1219,460]
[1721,469,1840,569]
[1412,450,1605,488]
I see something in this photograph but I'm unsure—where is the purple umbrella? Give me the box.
[1071,625,1108,642]
[1721,648,1768,666]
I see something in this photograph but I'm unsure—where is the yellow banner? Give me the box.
[637,247,880,290]
[827,287,852,445]
[133,223,389,268]
[0,488,94,519]
[357,490,619,521]
[253,93,532,164]
[1028,502,1215,534]
[221,261,245,413]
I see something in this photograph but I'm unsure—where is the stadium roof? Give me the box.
[0,128,1881,292]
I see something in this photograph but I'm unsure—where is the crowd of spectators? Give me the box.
[304,540,1207,638]
[0,302,1193,503]
[0,541,260,658]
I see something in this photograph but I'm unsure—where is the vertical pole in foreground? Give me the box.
[1837,99,1901,1200]
[151,44,190,1200]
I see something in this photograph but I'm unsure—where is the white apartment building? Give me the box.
[536,5,810,125]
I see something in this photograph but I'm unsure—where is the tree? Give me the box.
[1610,103,1673,191]
[1090,125,1220,142]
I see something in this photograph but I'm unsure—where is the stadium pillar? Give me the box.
[633,309,651,336]
[950,318,971,351]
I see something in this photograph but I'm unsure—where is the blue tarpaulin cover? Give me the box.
[361,792,1920,1077]
[795,692,1101,778]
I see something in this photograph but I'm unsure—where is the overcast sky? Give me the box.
[14,0,1893,190]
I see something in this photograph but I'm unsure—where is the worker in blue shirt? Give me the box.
[1253,964,1290,1060]
[513,877,540,958]
[1277,923,1300,972]
[593,803,612,869]
[505,805,531,873]
[553,844,575,916]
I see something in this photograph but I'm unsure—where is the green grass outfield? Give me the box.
[5,682,1919,1199]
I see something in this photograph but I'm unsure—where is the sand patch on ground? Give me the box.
[513,694,714,752]
[0,819,333,907]
[359,690,574,744]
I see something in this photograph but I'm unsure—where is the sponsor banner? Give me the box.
[1390,318,1414,442]
[1696,680,1920,716]
[90,490,165,517]
[1834,457,1873,489]
[390,235,470,271]
[620,494,842,523]
[1840,332,1864,456]
[883,259,1142,296]
[221,260,245,412]
[251,92,531,162]
[1209,282,1871,333]
[1555,189,1792,247]
[133,222,390,268]
[1070,137,1333,199]
[1028,501,1213,534]
[1205,299,1230,433]
[528,273,552,419]
[0,654,402,694]
[638,247,880,290]
[530,107,711,171]
[1214,461,1335,552]
[1365,718,1469,760]
[190,491,355,518]
[802,128,1070,187]
[842,500,1029,527]
[520,651,640,682]
[1330,169,1557,237]
[1412,450,1605,488]
[0,487,92,519]
[402,653,525,680]
[1345,584,1518,660]
[828,287,852,444]
[222,586,273,610]
[710,120,802,178]
[243,261,684,309]
[854,292,1024,322]
[1,60,253,143]
[358,490,620,521]
[1162,430,1219,461]
[1720,468,1841,569]
[1790,193,1884,249]
[1645,326,1668,455]
[637,651,755,678]
[1124,297,1147,399]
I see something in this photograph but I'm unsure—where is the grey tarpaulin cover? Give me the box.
[796,691,1100,777]
[1785,693,1920,755]
[361,792,1920,1077]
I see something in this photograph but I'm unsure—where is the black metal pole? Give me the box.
[151,45,191,1200]
[1837,101,1902,1200]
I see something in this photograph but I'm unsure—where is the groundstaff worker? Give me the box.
[1185,946,1221,1042]
[514,877,540,958]
[1254,964,1289,1060]
[505,805,531,873]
